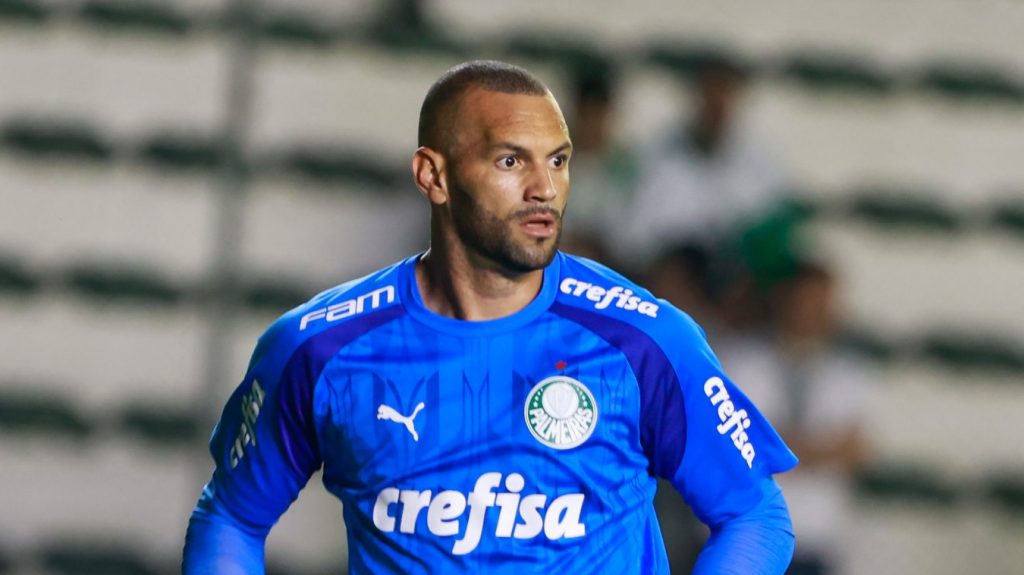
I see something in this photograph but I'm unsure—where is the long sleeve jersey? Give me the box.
[184,252,798,574]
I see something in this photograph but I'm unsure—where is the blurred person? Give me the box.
[559,63,638,265]
[716,260,872,575]
[624,54,789,270]
[183,60,799,574]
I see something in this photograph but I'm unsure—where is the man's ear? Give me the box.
[412,147,449,205]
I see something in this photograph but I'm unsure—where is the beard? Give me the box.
[447,173,562,274]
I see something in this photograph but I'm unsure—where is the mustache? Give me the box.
[510,206,562,220]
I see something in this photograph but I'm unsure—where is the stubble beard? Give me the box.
[448,175,562,274]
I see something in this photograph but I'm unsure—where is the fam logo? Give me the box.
[524,376,598,450]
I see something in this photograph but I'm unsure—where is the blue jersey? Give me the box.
[184,252,798,574]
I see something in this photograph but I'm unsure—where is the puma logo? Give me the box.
[377,402,425,441]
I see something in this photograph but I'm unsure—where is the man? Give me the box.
[183,60,798,574]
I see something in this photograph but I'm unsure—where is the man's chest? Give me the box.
[312,326,649,492]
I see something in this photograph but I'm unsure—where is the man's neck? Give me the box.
[414,248,545,321]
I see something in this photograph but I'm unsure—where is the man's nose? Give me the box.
[526,163,558,203]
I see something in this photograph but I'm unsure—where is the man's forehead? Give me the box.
[456,88,568,145]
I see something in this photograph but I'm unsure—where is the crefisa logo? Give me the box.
[524,376,598,449]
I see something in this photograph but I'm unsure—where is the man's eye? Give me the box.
[551,155,567,168]
[501,156,517,168]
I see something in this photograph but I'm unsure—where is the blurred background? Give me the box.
[1,0,1023,574]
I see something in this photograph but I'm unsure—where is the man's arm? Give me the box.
[183,484,272,575]
[691,480,794,575]
[183,321,323,574]
[633,307,798,573]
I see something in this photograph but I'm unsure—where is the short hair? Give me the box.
[418,60,549,153]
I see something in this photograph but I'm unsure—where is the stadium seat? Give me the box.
[136,131,224,173]
[240,277,313,313]
[276,146,405,189]
[62,264,186,306]
[915,62,1024,105]
[78,0,193,37]
[0,0,48,25]
[917,332,1024,374]
[0,388,92,440]
[644,43,753,80]
[836,328,900,363]
[775,52,894,96]
[843,188,962,233]
[117,403,203,448]
[1,118,114,163]
[501,35,609,74]
[855,463,960,508]
[361,0,466,58]
[985,473,1024,517]
[0,253,41,296]
[990,199,1024,240]
[248,9,339,49]
[37,538,166,575]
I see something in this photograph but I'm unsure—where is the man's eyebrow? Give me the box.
[548,142,573,156]
[487,141,573,156]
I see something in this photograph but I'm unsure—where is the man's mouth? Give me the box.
[518,211,558,238]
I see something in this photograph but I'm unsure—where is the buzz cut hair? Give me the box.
[418,60,549,153]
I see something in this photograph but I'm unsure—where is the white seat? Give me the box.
[239,178,428,288]
[0,158,217,283]
[809,221,1024,344]
[0,25,224,139]
[0,297,207,409]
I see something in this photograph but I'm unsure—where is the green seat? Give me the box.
[0,255,40,296]
[855,463,959,508]
[361,0,466,58]
[0,0,49,24]
[254,10,338,49]
[776,52,894,95]
[241,278,311,313]
[917,332,1024,374]
[0,389,91,440]
[214,6,339,49]
[39,540,161,575]
[915,62,1024,105]
[990,200,1024,239]
[118,403,202,447]
[280,147,404,189]
[645,43,753,80]
[836,328,899,363]
[63,265,184,306]
[986,473,1024,517]
[502,36,609,74]
[137,132,224,173]
[1,119,113,163]
[844,188,961,233]
[78,0,192,37]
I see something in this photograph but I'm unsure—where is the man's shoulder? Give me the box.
[257,258,409,356]
[554,252,705,345]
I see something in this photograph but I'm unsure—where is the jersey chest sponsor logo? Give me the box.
[299,285,395,330]
[372,471,585,555]
[559,278,659,318]
[703,377,757,468]
[524,376,597,449]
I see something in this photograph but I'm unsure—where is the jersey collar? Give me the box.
[398,252,560,336]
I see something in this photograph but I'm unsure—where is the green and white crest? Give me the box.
[524,376,598,450]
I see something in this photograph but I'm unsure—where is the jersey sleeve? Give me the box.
[662,319,798,525]
[641,309,798,573]
[183,318,323,574]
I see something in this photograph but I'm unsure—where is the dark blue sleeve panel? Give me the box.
[692,484,795,575]
[183,316,324,574]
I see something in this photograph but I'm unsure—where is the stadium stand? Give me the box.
[1,1,1022,573]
